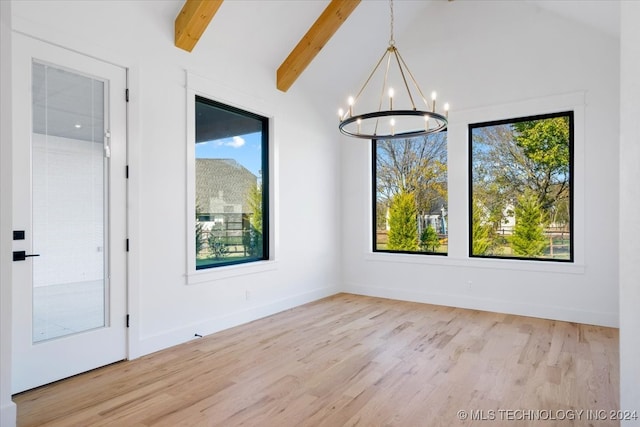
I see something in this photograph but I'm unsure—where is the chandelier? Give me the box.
[338,0,449,140]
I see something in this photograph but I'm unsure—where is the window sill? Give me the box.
[365,252,585,275]
[186,260,278,285]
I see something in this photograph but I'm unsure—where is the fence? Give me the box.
[377,226,569,258]
[197,213,258,258]
[544,227,570,257]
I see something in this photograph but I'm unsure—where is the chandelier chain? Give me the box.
[389,0,395,46]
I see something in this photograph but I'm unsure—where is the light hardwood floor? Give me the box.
[14,293,619,427]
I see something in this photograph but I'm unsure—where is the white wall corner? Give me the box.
[619,0,640,421]
[343,283,619,328]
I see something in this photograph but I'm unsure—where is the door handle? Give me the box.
[13,251,40,262]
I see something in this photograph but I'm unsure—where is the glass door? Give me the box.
[12,34,127,394]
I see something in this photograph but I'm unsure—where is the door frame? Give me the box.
[1,1,17,424]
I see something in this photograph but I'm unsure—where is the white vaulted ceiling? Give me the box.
[36,0,621,141]
[168,0,620,96]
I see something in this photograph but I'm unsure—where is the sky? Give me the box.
[195,131,263,177]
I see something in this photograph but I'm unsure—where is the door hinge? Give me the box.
[125,88,129,102]
[126,165,129,179]
[126,314,130,328]
[126,238,129,252]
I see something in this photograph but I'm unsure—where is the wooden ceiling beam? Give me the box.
[175,0,224,52]
[277,0,360,92]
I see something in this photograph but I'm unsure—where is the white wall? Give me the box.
[9,0,342,362]
[0,1,17,425]
[342,1,620,327]
[619,1,640,422]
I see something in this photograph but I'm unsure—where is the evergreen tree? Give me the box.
[387,192,419,251]
[246,184,263,234]
[510,191,548,257]
[244,184,263,256]
[420,224,440,252]
[471,202,492,256]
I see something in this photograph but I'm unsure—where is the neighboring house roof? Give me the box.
[196,159,257,214]
[423,196,447,216]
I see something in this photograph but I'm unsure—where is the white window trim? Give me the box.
[367,91,586,274]
[184,71,277,285]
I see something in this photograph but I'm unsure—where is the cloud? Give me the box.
[225,136,245,148]
[207,136,246,148]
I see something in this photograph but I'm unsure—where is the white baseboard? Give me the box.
[1,401,17,427]
[344,283,618,328]
[135,286,341,358]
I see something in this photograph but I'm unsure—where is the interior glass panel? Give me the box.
[31,61,107,342]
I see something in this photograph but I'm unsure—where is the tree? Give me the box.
[207,226,229,259]
[376,133,447,225]
[195,205,205,257]
[513,117,569,175]
[510,191,548,257]
[471,202,492,256]
[471,124,525,237]
[246,183,263,234]
[387,192,419,251]
[513,116,570,211]
[244,183,263,256]
[471,116,570,219]
[420,225,440,252]
[471,115,571,254]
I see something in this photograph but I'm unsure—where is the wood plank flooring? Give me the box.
[14,293,620,427]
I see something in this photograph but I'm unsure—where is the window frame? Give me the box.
[371,133,449,257]
[193,95,269,270]
[468,111,574,263]
[185,72,276,285]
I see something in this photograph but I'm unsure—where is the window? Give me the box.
[195,96,268,269]
[372,133,448,255]
[469,112,573,262]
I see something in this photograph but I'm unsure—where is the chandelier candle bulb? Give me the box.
[338,108,344,121]
[390,118,395,136]
[424,115,429,130]
[357,118,362,133]
[444,103,450,119]
[431,91,437,112]
[388,88,394,110]
[348,96,354,117]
